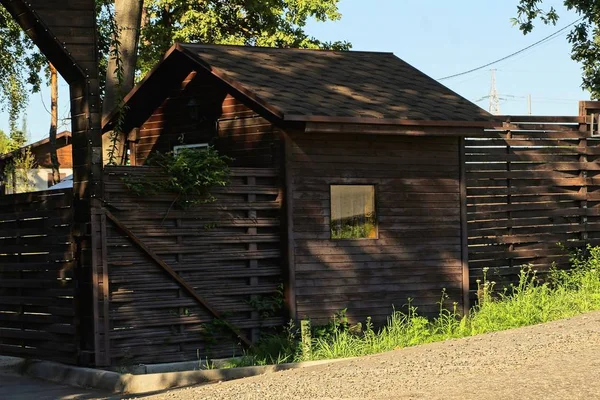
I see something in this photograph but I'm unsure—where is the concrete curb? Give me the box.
[0,356,347,394]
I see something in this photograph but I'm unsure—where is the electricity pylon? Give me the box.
[489,69,501,115]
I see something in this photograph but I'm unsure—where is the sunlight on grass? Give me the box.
[220,245,600,367]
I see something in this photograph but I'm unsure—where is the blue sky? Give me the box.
[1,0,589,144]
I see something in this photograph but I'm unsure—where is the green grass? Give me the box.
[330,214,377,239]
[222,245,600,367]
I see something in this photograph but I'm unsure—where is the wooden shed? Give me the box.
[104,44,494,324]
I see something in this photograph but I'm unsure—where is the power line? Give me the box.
[437,17,583,81]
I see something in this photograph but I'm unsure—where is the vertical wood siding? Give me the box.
[288,132,464,323]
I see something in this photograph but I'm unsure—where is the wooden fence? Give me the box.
[466,115,600,295]
[92,166,283,366]
[0,189,78,364]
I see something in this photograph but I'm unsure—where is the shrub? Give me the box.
[123,146,232,208]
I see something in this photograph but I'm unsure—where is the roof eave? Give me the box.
[102,43,287,132]
[303,122,489,136]
[175,44,285,122]
[102,44,184,131]
[0,131,72,161]
[287,114,497,129]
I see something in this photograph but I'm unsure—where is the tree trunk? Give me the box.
[49,62,60,185]
[102,0,144,165]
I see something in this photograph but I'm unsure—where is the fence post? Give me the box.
[504,123,514,272]
[578,101,600,246]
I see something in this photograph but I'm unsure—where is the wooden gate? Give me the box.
[91,166,283,366]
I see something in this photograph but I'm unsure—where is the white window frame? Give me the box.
[173,143,209,155]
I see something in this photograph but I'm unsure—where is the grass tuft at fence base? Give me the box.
[227,245,600,366]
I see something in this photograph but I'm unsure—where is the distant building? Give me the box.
[0,131,73,194]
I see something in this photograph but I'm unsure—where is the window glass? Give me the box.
[330,185,377,239]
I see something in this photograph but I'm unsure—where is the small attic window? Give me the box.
[330,185,377,239]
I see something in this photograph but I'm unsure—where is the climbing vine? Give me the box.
[104,4,129,165]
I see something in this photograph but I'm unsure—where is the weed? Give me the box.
[201,245,600,368]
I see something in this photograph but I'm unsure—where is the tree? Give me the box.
[0,6,45,129]
[49,63,61,185]
[102,0,144,118]
[9,120,26,149]
[0,126,36,194]
[99,0,349,164]
[100,0,144,164]
[137,0,350,76]
[2,1,348,164]
[513,1,600,98]
[0,129,12,154]
[5,147,37,194]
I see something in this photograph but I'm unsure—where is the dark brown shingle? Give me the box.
[179,44,492,122]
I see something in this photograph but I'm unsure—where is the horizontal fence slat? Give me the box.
[0,189,77,365]
[100,166,283,365]
[467,117,597,289]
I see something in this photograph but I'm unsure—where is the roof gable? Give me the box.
[178,44,492,123]
[104,44,494,132]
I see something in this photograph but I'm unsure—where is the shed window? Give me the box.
[330,185,377,239]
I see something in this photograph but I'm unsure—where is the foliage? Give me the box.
[212,246,600,367]
[331,214,377,239]
[513,1,600,98]
[247,283,285,319]
[103,2,130,165]
[223,320,301,367]
[137,0,350,76]
[123,146,232,207]
[0,119,27,154]
[0,129,14,154]
[9,128,26,149]
[0,6,45,128]
[4,147,37,194]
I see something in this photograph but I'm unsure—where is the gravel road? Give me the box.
[138,311,600,400]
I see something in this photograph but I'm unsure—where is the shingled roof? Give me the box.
[103,44,494,132]
[176,44,492,123]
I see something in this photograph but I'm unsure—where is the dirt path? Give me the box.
[138,311,600,400]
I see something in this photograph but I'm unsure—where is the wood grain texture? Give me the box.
[466,116,600,298]
[0,189,78,364]
[94,166,283,364]
[288,132,464,324]
[134,71,280,168]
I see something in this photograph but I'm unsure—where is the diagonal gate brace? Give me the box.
[103,209,253,348]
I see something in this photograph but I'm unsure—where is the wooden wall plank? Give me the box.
[289,132,464,324]
[133,71,280,168]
